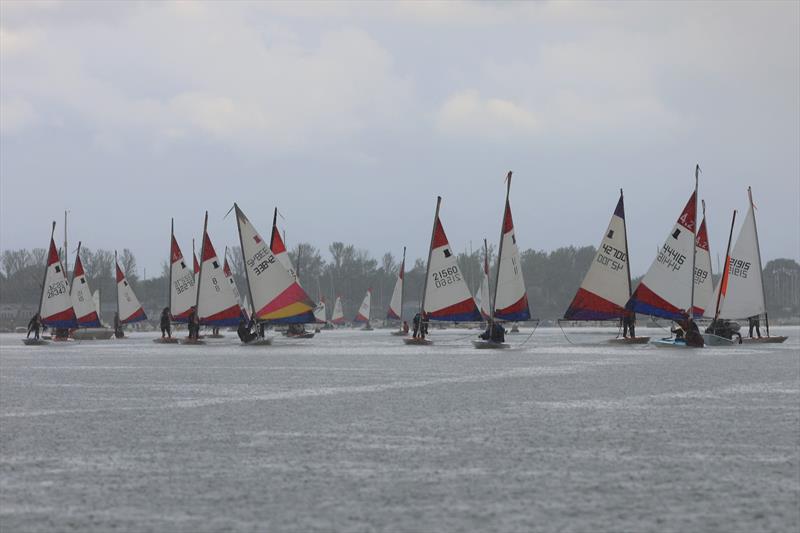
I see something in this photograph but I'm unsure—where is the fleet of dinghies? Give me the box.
[22,169,787,348]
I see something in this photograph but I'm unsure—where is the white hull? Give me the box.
[701,333,737,346]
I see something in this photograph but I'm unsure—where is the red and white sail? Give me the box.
[718,196,765,320]
[693,216,714,318]
[423,199,481,322]
[331,296,345,325]
[197,221,241,326]
[627,191,697,320]
[169,234,196,322]
[354,289,371,323]
[223,256,247,319]
[270,218,297,281]
[234,204,315,323]
[39,229,77,328]
[492,176,530,322]
[387,255,404,321]
[70,244,101,327]
[564,192,630,320]
[313,298,327,324]
[116,256,146,324]
[476,243,491,320]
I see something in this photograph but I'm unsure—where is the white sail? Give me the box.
[223,257,245,316]
[564,193,630,320]
[476,246,490,320]
[719,202,765,319]
[423,210,481,322]
[627,191,697,320]
[92,290,101,320]
[693,216,714,318]
[331,296,345,325]
[233,205,315,323]
[197,223,241,326]
[354,289,371,323]
[70,246,101,327]
[387,263,404,321]
[116,257,146,323]
[40,231,77,328]
[169,234,196,322]
[492,181,530,322]
[313,299,327,323]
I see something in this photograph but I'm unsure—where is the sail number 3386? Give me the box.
[433,266,461,288]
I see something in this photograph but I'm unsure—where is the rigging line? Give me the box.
[556,319,577,345]
[517,319,541,347]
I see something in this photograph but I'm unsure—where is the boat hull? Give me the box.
[702,333,738,346]
[652,337,691,348]
[153,337,180,344]
[242,337,273,346]
[608,336,650,345]
[22,338,50,346]
[390,330,408,336]
[284,332,315,339]
[472,340,510,349]
[206,334,225,339]
[180,338,206,345]
[403,337,432,346]
[72,328,115,340]
[741,336,788,344]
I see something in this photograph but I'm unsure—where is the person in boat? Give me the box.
[402,321,409,334]
[160,307,172,339]
[673,314,703,347]
[748,315,762,339]
[238,316,257,343]
[705,319,742,343]
[212,326,220,336]
[287,323,305,336]
[412,313,421,338]
[113,312,124,338]
[27,313,41,340]
[479,320,506,343]
[622,311,636,338]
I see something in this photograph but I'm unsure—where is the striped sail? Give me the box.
[169,236,196,322]
[197,227,241,326]
[354,289,371,323]
[692,216,714,318]
[387,259,404,320]
[627,192,697,320]
[313,298,327,324]
[331,296,345,325]
[70,246,101,327]
[565,193,630,320]
[493,192,530,321]
[234,204,315,323]
[223,257,247,319]
[424,216,481,322]
[116,259,146,324]
[40,234,77,328]
[719,201,765,320]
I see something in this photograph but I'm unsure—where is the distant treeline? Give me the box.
[1,245,798,322]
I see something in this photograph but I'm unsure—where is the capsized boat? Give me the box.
[405,196,481,346]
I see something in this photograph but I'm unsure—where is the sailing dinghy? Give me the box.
[716,188,786,344]
[331,296,346,326]
[473,172,530,349]
[154,220,194,343]
[475,239,491,323]
[115,251,147,337]
[405,196,481,345]
[563,190,649,344]
[23,222,78,345]
[353,289,373,330]
[701,209,741,346]
[70,242,114,340]
[388,247,408,335]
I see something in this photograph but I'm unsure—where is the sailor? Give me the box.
[187,306,199,340]
[412,313,421,338]
[402,321,409,334]
[622,311,636,338]
[113,312,124,338]
[27,313,41,340]
[238,316,255,343]
[480,320,506,343]
[748,315,762,339]
[420,312,429,339]
[160,307,172,339]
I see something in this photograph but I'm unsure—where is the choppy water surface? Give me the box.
[1,327,798,532]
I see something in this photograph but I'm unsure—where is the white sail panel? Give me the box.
[116,260,146,323]
[493,200,530,321]
[693,217,714,318]
[564,194,629,320]
[170,236,196,322]
[627,192,697,320]
[70,249,101,327]
[331,296,345,325]
[354,290,371,323]
[719,205,765,319]
[270,224,297,281]
[92,290,101,320]
[40,237,77,328]
[477,252,490,320]
[314,299,327,323]
[223,257,245,317]
[234,205,315,323]
[387,264,404,320]
[197,230,241,326]
[424,217,481,321]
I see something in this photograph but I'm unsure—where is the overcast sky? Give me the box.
[1,0,798,278]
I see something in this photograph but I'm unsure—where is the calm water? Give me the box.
[1,327,798,532]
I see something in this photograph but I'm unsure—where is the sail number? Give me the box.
[174,272,195,295]
[657,244,686,272]
[432,266,461,288]
[598,244,626,271]
[694,267,708,284]
[46,280,68,298]
[248,248,277,276]
[728,258,751,279]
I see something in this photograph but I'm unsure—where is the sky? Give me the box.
[1,0,798,278]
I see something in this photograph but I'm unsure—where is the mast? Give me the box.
[69,241,82,297]
[483,238,490,313]
[620,189,632,299]
[114,250,119,318]
[168,218,174,310]
[400,246,406,323]
[749,187,770,336]
[233,204,257,319]
[270,208,278,250]
[196,211,208,311]
[713,210,737,321]
[63,210,68,278]
[490,171,513,321]
[420,196,442,315]
[38,221,57,316]
[689,164,699,316]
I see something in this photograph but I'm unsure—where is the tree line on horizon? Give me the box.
[1,244,798,322]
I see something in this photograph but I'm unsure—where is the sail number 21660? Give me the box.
[432,266,461,288]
